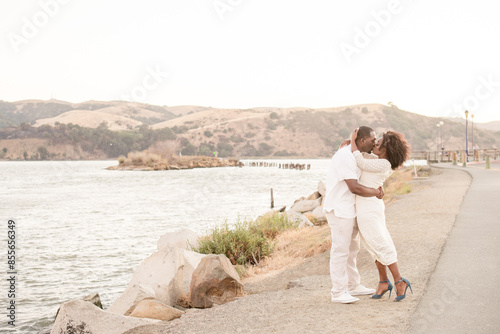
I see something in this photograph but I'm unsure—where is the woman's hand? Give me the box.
[339,139,351,149]
[350,128,359,144]
[350,128,359,152]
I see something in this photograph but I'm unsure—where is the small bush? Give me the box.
[126,151,163,166]
[193,213,299,266]
[251,212,299,239]
[194,220,273,265]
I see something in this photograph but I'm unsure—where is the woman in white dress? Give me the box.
[349,128,412,302]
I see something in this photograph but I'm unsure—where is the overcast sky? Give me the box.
[1,0,499,122]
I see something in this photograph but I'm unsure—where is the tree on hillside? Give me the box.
[217,142,234,157]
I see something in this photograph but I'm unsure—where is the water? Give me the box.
[0,159,330,333]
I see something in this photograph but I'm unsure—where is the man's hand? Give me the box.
[346,179,383,198]
[376,186,384,199]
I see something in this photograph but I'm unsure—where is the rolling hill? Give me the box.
[0,99,498,160]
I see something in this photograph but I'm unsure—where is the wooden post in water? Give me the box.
[270,188,274,209]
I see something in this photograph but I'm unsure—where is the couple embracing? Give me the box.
[323,126,412,304]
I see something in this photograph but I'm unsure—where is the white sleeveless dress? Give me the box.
[353,151,398,266]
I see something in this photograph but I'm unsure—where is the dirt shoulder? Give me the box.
[132,167,471,334]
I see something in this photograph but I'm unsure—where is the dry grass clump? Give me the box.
[243,225,331,278]
[123,151,163,167]
[383,167,414,204]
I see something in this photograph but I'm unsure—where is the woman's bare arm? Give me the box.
[350,128,359,152]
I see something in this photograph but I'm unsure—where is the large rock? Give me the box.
[318,181,326,197]
[157,229,200,251]
[189,254,244,308]
[50,300,158,334]
[128,284,157,310]
[311,206,327,225]
[290,198,321,213]
[82,292,102,309]
[306,191,321,200]
[286,210,313,228]
[129,299,184,321]
[55,292,103,320]
[107,247,206,315]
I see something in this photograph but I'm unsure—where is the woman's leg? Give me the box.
[387,261,407,296]
[375,260,390,295]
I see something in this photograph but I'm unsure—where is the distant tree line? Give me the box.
[0,122,177,158]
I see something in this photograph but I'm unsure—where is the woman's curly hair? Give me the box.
[381,131,411,170]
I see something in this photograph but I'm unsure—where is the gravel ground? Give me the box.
[125,168,471,334]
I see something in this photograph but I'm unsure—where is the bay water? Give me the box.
[0,159,331,333]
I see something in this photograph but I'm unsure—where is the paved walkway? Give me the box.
[407,163,500,333]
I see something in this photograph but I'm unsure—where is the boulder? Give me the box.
[157,229,200,251]
[55,292,103,320]
[292,196,306,204]
[290,198,321,213]
[286,210,313,228]
[83,292,103,309]
[306,191,321,200]
[189,254,244,308]
[311,206,327,225]
[318,181,326,197]
[50,300,158,334]
[129,299,184,321]
[125,284,156,313]
[107,247,205,315]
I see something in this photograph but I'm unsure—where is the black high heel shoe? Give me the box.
[371,280,393,299]
[394,277,412,302]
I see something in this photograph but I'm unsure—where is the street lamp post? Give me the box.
[436,121,444,161]
[465,110,469,162]
[471,114,475,159]
[436,123,440,152]
[439,121,444,150]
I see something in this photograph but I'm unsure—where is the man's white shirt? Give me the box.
[323,145,361,219]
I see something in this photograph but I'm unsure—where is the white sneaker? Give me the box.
[348,285,376,296]
[331,291,359,304]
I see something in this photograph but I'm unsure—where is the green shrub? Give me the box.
[251,212,299,239]
[194,220,273,265]
[193,213,299,266]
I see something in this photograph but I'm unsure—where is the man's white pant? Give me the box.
[326,211,361,296]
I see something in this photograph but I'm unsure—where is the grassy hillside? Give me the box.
[0,100,498,160]
[0,99,177,129]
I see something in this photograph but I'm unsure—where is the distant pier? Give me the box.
[242,161,311,170]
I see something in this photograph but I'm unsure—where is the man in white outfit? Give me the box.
[323,126,383,303]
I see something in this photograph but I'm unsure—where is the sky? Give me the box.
[1,0,499,123]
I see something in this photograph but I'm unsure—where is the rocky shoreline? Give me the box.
[39,181,329,334]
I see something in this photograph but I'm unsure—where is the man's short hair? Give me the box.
[356,126,374,140]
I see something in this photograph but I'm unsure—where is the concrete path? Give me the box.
[407,163,500,333]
